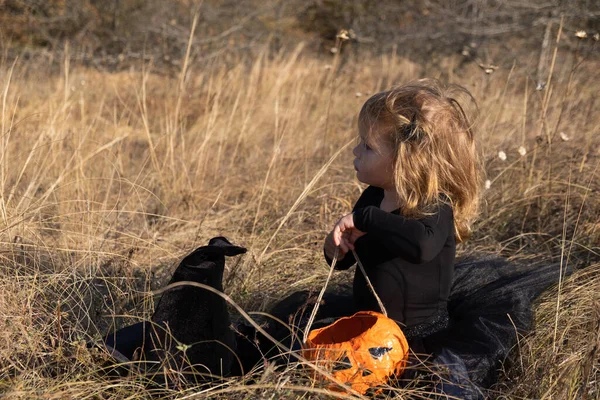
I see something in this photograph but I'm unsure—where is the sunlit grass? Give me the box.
[0,33,598,398]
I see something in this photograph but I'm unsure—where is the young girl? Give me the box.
[314,79,562,396]
[323,78,482,341]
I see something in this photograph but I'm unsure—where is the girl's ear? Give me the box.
[207,236,247,257]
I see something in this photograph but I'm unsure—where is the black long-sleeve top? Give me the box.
[324,186,456,329]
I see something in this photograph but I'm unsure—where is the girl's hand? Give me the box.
[332,213,366,254]
[324,231,344,260]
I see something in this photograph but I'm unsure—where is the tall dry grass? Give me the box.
[0,31,598,398]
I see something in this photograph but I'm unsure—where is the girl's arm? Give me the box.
[352,203,453,264]
[323,186,381,270]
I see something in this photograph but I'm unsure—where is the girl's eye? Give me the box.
[357,136,371,151]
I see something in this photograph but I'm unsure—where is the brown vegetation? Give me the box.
[0,3,599,399]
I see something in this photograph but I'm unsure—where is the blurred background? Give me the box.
[2,0,599,70]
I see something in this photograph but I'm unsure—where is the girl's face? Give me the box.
[352,121,395,190]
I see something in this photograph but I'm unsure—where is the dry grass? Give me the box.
[0,30,598,399]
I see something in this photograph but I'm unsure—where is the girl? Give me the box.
[315,79,563,396]
[323,78,482,340]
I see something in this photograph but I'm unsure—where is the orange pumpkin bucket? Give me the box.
[301,249,409,394]
[302,310,409,394]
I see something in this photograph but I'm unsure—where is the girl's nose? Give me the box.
[352,144,360,158]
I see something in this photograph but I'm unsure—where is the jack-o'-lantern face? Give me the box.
[303,311,409,394]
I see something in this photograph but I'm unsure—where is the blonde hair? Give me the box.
[358,78,483,243]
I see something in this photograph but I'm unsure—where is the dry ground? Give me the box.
[0,31,599,399]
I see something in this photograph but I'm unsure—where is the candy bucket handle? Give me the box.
[303,247,388,343]
[352,249,387,318]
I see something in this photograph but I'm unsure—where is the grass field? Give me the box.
[0,28,599,398]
